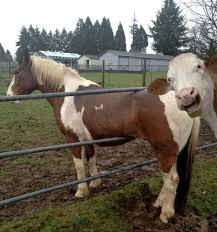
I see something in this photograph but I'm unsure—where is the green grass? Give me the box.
[0,158,216,232]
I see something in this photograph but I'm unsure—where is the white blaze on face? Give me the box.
[167,54,217,138]
[7,76,15,96]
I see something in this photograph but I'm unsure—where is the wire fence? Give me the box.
[0,61,167,88]
[1,86,216,208]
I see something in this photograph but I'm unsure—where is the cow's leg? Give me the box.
[154,149,179,223]
[159,164,179,223]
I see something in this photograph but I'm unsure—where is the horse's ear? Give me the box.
[147,78,171,95]
[205,54,217,73]
[23,49,30,65]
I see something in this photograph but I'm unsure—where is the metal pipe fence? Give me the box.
[0,87,217,208]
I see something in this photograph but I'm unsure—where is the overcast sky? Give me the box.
[1,0,170,56]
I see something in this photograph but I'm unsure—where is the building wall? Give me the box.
[78,56,101,69]
[99,52,119,70]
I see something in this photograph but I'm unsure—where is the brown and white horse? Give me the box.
[7,51,200,223]
[148,53,217,139]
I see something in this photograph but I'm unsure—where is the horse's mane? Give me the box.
[31,55,81,89]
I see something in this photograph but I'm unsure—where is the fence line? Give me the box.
[1,87,217,208]
[0,87,145,102]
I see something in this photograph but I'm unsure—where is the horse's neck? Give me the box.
[38,84,64,116]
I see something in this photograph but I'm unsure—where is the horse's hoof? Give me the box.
[160,208,175,224]
[75,188,90,198]
[89,178,102,188]
[160,213,169,224]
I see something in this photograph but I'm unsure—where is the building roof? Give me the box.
[82,54,100,59]
[102,50,173,60]
[38,51,81,59]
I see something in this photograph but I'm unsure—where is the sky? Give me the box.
[1,0,166,56]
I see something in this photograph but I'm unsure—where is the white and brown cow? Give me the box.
[148,53,217,138]
[7,51,200,223]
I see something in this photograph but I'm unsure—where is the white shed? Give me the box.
[99,50,173,72]
[77,54,102,70]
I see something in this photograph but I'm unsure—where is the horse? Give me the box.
[148,53,217,139]
[7,51,200,223]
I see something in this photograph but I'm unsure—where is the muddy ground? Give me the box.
[0,119,217,231]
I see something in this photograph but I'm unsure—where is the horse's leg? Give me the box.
[65,135,89,198]
[85,145,102,188]
[72,146,90,198]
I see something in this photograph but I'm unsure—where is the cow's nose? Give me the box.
[175,87,199,108]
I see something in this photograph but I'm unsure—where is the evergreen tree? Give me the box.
[5,50,13,61]
[65,31,74,53]
[92,20,101,53]
[82,17,95,54]
[40,28,49,51]
[59,28,68,52]
[0,43,6,61]
[130,13,139,51]
[149,0,188,55]
[99,17,114,52]
[16,26,30,62]
[114,23,126,51]
[137,25,148,52]
[47,30,55,51]
[71,18,85,54]
[53,29,61,51]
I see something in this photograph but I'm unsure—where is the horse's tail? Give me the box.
[175,117,200,211]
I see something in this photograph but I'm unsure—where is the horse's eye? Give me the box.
[198,65,201,69]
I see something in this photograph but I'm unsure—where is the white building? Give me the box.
[77,50,173,72]
[37,51,81,65]
[77,54,101,70]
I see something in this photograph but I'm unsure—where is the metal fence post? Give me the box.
[102,60,105,87]
[142,59,147,86]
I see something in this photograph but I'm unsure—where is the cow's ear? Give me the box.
[147,78,171,95]
[205,54,217,73]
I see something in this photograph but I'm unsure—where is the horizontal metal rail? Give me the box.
[0,137,130,159]
[0,87,145,102]
[0,159,157,207]
[1,137,216,159]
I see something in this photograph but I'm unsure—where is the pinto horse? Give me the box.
[148,53,217,139]
[7,51,200,223]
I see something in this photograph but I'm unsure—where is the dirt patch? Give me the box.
[0,119,217,224]
[118,184,216,232]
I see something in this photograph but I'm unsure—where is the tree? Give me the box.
[114,23,126,51]
[0,43,6,61]
[181,0,217,58]
[99,17,114,52]
[92,20,101,54]
[5,50,13,61]
[16,26,30,62]
[130,13,139,51]
[40,28,49,51]
[59,28,68,51]
[149,0,188,55]
[53,29,61,51]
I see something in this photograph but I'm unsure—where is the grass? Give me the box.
[0,158,216,232]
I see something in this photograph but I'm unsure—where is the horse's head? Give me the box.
[7,50,37,96]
